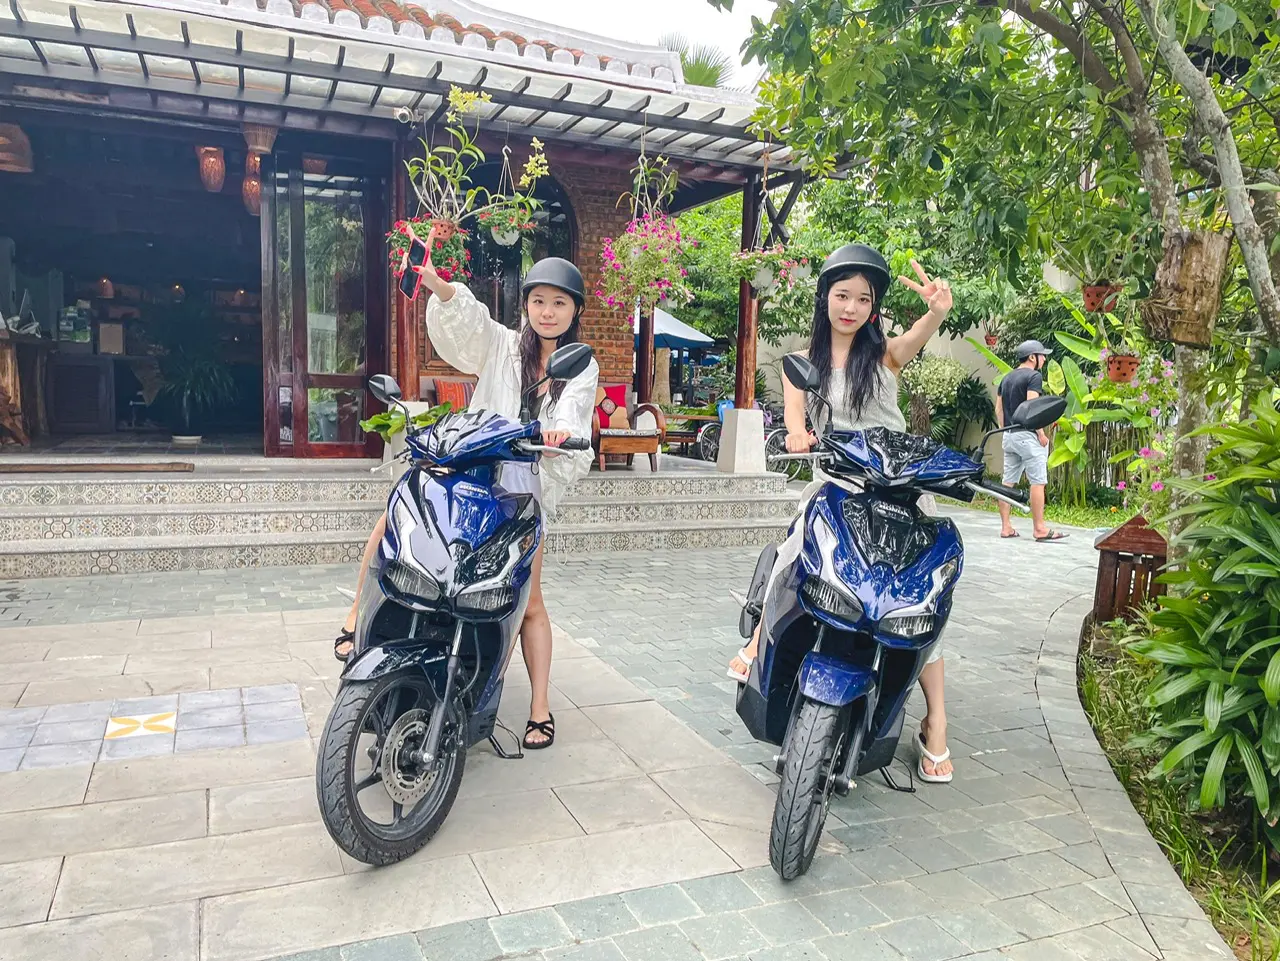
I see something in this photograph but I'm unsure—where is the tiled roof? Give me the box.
[221,0,684,85]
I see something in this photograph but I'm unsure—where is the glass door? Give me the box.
[265,161,386,458]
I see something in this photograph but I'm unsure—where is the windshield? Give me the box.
[825,428,982,486]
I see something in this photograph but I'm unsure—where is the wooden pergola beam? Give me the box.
[734,173,764,409]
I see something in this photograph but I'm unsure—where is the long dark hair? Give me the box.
[808,268,887,422]
[519,299,583,408]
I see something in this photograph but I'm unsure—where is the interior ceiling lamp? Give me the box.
[242,152,261,217]
[196,146,225,192]
[0,124,34,173]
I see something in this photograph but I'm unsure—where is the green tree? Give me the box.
[708,0,1280,532]
[659,33,736,88]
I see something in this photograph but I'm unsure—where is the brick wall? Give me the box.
[412,160,636,387]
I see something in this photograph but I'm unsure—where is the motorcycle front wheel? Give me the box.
[316,672,465,866]
[769,698,853,880]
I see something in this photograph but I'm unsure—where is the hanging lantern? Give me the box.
[0,124,33,174]
[171,284,185,303]
[96,277,115,299]
[242,152,261,217]
[242,123,277,155]
[195,146,225,192]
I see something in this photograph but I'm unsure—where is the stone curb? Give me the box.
[1034,591,1234,960]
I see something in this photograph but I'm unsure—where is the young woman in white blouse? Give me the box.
[334,232,599,751]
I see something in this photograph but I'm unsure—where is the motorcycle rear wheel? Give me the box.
[769,698,850,880]
[697,423,721,463]
[316,672,465,866]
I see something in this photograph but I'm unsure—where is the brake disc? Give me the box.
[380,709,438,806]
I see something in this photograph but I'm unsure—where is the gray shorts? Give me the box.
[1002,431,1048,486]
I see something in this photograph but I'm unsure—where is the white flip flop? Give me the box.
[727,648,754,683]
[917,727,954,783]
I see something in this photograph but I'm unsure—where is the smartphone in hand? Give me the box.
[397,235,429,301]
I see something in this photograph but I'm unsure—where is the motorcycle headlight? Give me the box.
[382,559,443,608]
[392,496,418,544]
[880,612,935,638]
[937,557,960,587]
[455,585,516,618]
[801,576,864,624]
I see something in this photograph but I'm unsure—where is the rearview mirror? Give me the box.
[783,354,821,392]
[368,374,403,406]
[1013,395,1067,431]
[546,343,594,382]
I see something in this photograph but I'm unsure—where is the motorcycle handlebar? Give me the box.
[967,479,1031,512]
[559,437,591,451]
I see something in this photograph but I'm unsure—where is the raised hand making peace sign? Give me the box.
[898,259,953,317]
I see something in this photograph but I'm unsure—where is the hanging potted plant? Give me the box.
[403,87,547,248]
[983,316,1001,347]
[730,245,812,310]
[1102,345,1141,383]
[476,200,537,248]
[1083,280,1124,313]
[387,217,471,283]
[595,152,695,310]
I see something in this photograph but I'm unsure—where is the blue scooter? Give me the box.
[316,344,594,866]
[735,354,1066,879]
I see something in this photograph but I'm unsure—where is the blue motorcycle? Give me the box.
[316,344,594,865]
[735,354,1065,879]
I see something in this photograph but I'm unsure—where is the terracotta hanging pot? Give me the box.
[429,218,457,242]
[1106,354,1140,383]
[1083,283,1123,313]
[984,334,999,347]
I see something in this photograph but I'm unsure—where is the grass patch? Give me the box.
[1079,640,1280,960]
[961,495,1136,530]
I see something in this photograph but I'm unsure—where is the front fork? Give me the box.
[414,621,464,765]
[774,639,882,798]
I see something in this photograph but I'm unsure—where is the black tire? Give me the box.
[770,698,846,880]
[316,673,465,866]
[698,423,721,462]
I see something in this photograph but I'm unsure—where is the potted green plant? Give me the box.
[156,351,236,446]
[596,152,695,309]
[1102,345,1141,383]
[404,87,547,241]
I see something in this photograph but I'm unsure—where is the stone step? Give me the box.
[1,518,792,579]
[0,502,386,542]
[0,491,798,541]
[0,469,787,509]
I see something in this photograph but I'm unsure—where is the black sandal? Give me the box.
[334,629,355,663]
[523,714,555,750]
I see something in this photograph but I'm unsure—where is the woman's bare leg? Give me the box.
[519,543,554,745]
[336,512,386,657]
[917,657,953,778]
[729,622,761,676]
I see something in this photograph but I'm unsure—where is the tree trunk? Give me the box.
[1140,228,1233,347]
[654,348,672,406]
[909,393,932,437]
[1167,346,1211,557]
[1135,0,1280,345]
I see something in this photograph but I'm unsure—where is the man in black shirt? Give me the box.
[995,340,1067,541]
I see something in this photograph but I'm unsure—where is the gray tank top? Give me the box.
[815,365,906,433]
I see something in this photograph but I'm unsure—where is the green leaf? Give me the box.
[1236,733,1271,817]
[1205,681,1224,732]
[964,337,1012,380]
[1054,332,1100,362]
[1199,734,1233,809]
[1146,671,1209,706]
[1231,635,1280,678]
[1212,1,1238,33]
[1129,639,1217,667]
[1150,728,1220,777]
[1263,650,1280,707]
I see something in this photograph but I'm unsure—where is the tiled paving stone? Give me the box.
[0,509,1233,960]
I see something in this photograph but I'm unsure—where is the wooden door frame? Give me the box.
[261,151,390,458]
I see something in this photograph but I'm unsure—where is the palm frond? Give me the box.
[658,33,735,89]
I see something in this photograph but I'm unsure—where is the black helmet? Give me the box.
[1015,339,1054,361]
[521,257,585,307]
[818,243,892,301]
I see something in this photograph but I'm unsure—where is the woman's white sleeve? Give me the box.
[540,357,600,500]
[424,284,501,377]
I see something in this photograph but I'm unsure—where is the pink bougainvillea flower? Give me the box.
[1139,447,1153,458]
[1151,481,1165,492]
[1205,473,1217,481]
[1116,481,1127,491]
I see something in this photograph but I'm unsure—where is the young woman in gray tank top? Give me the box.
[727,243,959,783]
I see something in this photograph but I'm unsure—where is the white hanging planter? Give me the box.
[751,266,776,291]
[491,227,520,247]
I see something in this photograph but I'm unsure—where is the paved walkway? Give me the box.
[0,510,1229,961]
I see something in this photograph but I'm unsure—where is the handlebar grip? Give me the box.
[980,480,1030,506]
[559,437,591,451]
